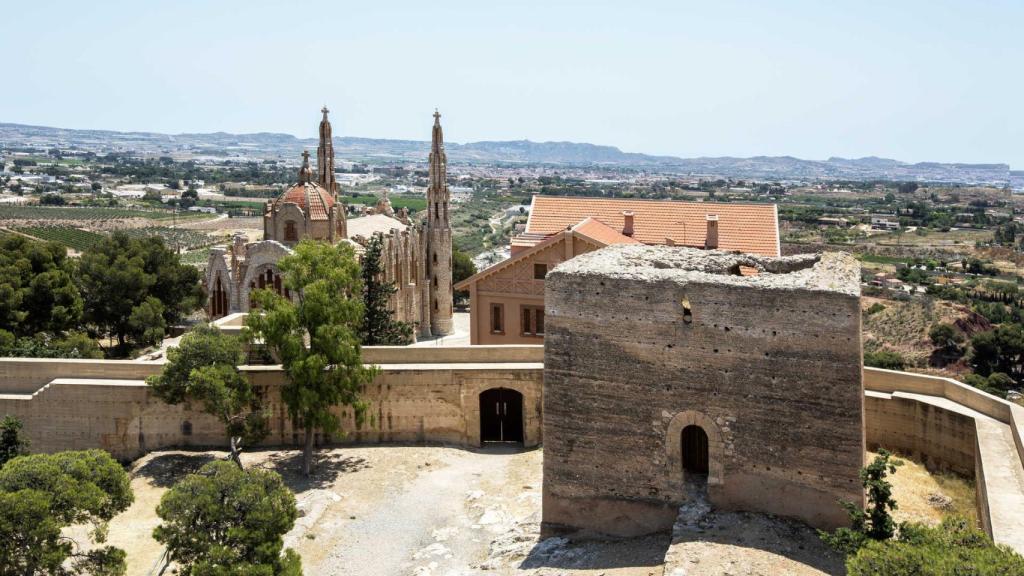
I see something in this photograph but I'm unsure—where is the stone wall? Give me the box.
[542,246,865,537]
[0,347,543,461]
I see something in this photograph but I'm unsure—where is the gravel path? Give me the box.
[317,448,513,575]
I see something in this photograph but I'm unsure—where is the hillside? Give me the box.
[0,121,1012,183]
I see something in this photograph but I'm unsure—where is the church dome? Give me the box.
[274,150,336,220]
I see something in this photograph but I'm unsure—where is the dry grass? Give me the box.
[868,450,977,527]
[861,297,971,370]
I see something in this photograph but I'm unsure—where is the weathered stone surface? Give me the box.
[542,245,865,537]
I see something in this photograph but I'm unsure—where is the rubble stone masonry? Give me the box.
[542,245,865,536]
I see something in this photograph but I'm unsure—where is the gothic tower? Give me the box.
[425,110,453,336]
[317,106,346,239]
[317,106,337,196]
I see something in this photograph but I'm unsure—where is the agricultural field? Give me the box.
[4,224,216,256]
[118,227,216,251]
[0,205,193,221]
[11,226,106,252]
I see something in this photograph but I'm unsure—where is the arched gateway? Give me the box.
[479,388,524,443]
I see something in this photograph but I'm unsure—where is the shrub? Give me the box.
[821,449,903,554]
[847,516,1024,575]
[865,303,886,316]
[865,350,907,370]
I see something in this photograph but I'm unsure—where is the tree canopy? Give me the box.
[359,234,413,345]
[244,240,377,475]
[78,233,202,353]
[0,449,134,575]
[154,460,301,576]
[0,415,30,468]
[148,325,267,467]
[0,235,82,337]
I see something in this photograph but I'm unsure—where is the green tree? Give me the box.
[928,323,964,351]
[0,450,133,575]
[244,240,377,476]
[970,324,1024,382]
[359,234,413,345]
[0,415,30,468]
[452,247,477,307]
[154,461,301,576]
[847,515,1024,575]
[180,187,199,209]
[821,449,903,554]
[0,235,83,337]
[148,325,267,467]
[78,233,201,354]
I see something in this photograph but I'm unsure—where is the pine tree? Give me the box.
[359,234,413,345]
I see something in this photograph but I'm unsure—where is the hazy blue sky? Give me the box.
[3,1,1020,166]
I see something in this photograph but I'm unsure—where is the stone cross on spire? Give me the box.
[322,105,330,118]
[298,150,312,183]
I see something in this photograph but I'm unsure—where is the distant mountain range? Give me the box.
[0,122,1013,186]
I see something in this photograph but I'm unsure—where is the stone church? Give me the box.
[206,108,454,339]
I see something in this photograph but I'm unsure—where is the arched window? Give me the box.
[285,220,298,241]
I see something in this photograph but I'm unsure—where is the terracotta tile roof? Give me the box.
[571,217,642,246]
[526,196,780,257]
[275,182,335,220]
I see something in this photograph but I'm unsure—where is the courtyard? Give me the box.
[91,445,974,576]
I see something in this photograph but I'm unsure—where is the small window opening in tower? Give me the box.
[433,252,437,264]
[434,299,439,311]
[681,297,693,323]
[435,203,439,219]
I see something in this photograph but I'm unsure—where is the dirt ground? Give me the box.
[99,447,974,576]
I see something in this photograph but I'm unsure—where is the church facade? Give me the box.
[206,108,454,339]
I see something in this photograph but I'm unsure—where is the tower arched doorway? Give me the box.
[479,388,523,444]
[681,424,709,475]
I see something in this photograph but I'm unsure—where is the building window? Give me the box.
[284,220,298,241]
[521,305,544,337]
[490,303,504,334]
[534,263,547,280]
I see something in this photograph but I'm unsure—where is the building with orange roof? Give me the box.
[455,195,779,344]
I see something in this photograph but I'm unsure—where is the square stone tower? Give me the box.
[542,245,864,537]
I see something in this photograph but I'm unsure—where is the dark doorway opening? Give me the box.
[479,388,523,444]
[682,425,709,474]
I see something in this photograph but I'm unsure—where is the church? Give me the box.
[205,108,454,340]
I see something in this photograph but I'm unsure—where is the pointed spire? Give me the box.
[298,150,312,183]
[317,106,337,195]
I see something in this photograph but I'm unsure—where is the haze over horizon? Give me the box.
[3,0,1020,168]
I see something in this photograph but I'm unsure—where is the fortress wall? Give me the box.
[864,391,977,475]
[0,359,162,394]
[542,249,865,537]
[0,361,543,461]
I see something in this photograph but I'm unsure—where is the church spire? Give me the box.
[428,109,447,219]
[424,108,453,337]
[317,105,337,196]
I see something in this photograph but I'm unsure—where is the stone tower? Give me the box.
[425,110,453,336]
[317,106,346,239]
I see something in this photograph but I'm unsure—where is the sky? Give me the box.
[2,0,1021,167]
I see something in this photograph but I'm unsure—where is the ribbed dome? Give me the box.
[275,182,335,221]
